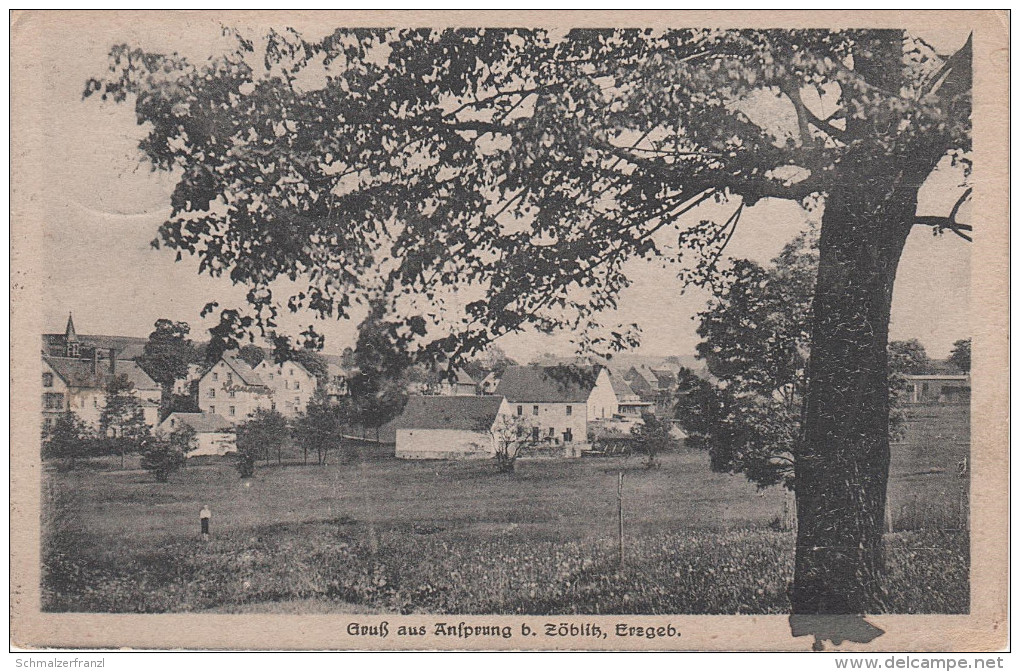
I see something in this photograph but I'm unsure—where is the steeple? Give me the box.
[65,313,78,342]
[64,313,80,358]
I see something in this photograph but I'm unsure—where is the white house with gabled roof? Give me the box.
[197,353,273,424]
[254,358,318,417]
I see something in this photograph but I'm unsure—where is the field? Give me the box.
[41,405,969,614]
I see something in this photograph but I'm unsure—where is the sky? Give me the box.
[22,14,972,360]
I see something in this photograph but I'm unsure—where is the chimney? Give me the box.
[109,348,116,376]
[92,349,99,376]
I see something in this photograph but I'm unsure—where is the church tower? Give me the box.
[64,313,80,358]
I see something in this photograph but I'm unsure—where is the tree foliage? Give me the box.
[629,412,676,468]
[140,430,189,482]
[237,343,266,368]
[99,375,151,468]
[42,412,97,469]
[888,338,934,375]
[488,414,535,474]
[948,337,971,373]
[293,393,348,465]
[86,28,970,365]
[137,318,198,413]
[235,408,290,473]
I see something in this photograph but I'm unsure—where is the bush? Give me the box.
[139,436,186,483]
[236,445,257,479]
[42,413,98,469]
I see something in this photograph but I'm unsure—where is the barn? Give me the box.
[393,395,510,459]
[160,412,236,457]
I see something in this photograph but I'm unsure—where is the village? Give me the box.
[42,312,971,467]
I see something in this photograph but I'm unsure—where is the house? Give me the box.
[479,371,500,394]
[254,359,317,417]
[494,365,617,451]
[902,373,971,404]
[393,395,511,459]
[160,412,236,456]
[197,353,273,423]
[408,367,478,396]
[441,369,478,396]
[42,351,161,429]
[609,373,654,422]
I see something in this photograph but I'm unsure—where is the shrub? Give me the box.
[139,435,186,482]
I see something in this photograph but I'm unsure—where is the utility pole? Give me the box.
[617,471,625,567]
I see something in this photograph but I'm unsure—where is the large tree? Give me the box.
[137,318,198,412]
[678,229,916,488]
[87,27,971,613]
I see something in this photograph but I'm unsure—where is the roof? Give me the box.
[43,356,161,391]
[621,367,655,396]
[453,368,476,386]
[258,358,314,378]
[42,333,150,357]
[392,395,506,431]
[495,365,598,403]
[216,353,268,387]
[608,372,637,399]
[649,368,678,389]
[163,412,234,433]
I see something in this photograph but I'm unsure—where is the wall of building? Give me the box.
[255,360,317,417]
[198,360,273,423]
[586,369,619,421]
[506,401,587,447]
[395,428,495,459]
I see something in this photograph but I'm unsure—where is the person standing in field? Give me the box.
[200,505,211,540]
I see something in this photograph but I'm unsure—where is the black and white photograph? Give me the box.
[10,10,1008,652]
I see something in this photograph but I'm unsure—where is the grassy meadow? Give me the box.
[42,405,969,614]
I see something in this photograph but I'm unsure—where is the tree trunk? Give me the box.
[791,186,916,614]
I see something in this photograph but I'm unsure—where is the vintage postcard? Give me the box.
[10,10,1009,651]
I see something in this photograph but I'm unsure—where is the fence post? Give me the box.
[617,471,625,567]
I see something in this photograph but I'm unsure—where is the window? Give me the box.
[42,372,53,388]
[271,402,276,411]
[43,418,52,428]
[227,373,233,384]
[208,389,216,398]
[566,405,572,416]
[209,405,215,414]
[93,397,98,408]
[285,380,290,389]
[531,427,540,441]
[43,392,64,410]
[269,373,274,380]
[563,428,573,443]
[532,405,539,416]
[295,381,300,390]
[289,369,294,376]
[548,427,555,437]
[516,405,523,416]
[229,406,236,416]
[212,372,219,381]
[229,390,236,399]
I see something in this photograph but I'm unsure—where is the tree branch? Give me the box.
[913,187,973,242]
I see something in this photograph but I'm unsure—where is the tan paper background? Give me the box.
[10,9,1009,651]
